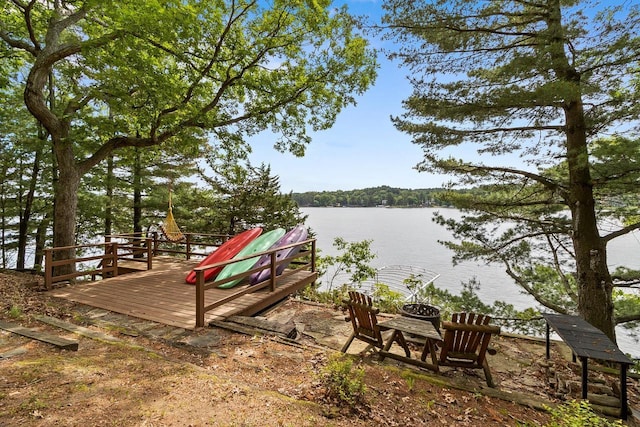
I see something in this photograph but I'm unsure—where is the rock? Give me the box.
[565,380,614,397]
[587,393,621,408]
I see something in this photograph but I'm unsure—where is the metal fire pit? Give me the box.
[400,303,441,332]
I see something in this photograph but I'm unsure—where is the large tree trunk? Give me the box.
[565,100,615,341]
[52,141,80,277]
[547,0,615,341]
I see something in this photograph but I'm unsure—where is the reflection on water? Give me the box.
[302,207,639,358]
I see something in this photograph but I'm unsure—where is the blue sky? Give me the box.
[247,0,450,193]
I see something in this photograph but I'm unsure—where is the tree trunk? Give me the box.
[105,153,114,238]
[0,185,5,269]
[133,148,143,257]
[52,142,80,277]
[33,213,50,272]
[17,138,43,270]
[546,0,615,341]
[565,100,615,341]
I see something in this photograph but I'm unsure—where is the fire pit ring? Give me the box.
[400,303,441,332]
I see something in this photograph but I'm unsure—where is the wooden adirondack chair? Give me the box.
[341,291,410,356]
[438,312,501,387]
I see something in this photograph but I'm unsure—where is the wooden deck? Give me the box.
[47,257,317,330]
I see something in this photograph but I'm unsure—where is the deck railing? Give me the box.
[44,234,317,327]
[43,238,153,290]
[194,238,317,327]
[110,232,231,259]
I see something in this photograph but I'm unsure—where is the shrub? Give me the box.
[320,354,367,406]
[543,400,624,427]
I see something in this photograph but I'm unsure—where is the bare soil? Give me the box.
[0,271,637,426]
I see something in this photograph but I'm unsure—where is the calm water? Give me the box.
[301,207,639,357]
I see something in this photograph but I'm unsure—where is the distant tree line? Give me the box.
[291,186,452,207]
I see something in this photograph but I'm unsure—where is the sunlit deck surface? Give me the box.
[47,257,316,330]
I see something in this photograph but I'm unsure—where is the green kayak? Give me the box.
[216,228,286,289]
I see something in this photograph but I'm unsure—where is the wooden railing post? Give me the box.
[133,232,143,259]
[112,242,119,277]
[186,233,192,260]
[152,232,159,256]
[145,238,153,270]
[269,252,277,292]
[44,249,53,290]
[311,239,316,272]
[196,270,205,327]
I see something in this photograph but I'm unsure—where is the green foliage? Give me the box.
[1,0,377,256]
[304,244,547,335]
[382,0,640,339]
[300,237,377,306]
[316,237,377,291]
[320,354,367,406]
[199,159,306,235]
[612,288,640,343]
[8,305,23,319]
[543,400,624,427]
[413,277,490,320]
[371,283,404,313]
[0,84,53,269]
[298,283,352,307]
[302,235,546,334]
[401,275,545,335]
[400,371,417,392]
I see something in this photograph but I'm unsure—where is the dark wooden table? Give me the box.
[542,313,634,420]
[377,316,442,371]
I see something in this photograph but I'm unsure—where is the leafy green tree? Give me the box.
[300,237,377,305]
[200,158,306,234]
[0,80,53,270]
[382,0,640,340]
[1,0,376,272]
[317,237,377,291]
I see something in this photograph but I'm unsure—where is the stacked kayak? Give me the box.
[185,228,262,284]
[186,225,310,289]
[249,224,308,285]
[216,228,286,289]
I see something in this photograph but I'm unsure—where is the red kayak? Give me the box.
[185,228,262,284]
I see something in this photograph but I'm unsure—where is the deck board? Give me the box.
[48,257,316,329]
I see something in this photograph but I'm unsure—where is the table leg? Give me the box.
[580,356,588,399]
[395,330,410,357]
[545,322,550,359]
[621,364,628,420]
[419,338,439,372]
[379,330,395,360]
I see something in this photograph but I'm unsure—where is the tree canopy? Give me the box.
[382,0,640,340]
[1,0,376,270]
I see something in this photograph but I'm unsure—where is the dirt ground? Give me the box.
[0,270,638,426]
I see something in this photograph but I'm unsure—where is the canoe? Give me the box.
[184,228,262,284]
[249,225,308,285]
[216,228,286,289]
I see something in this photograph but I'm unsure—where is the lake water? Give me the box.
[301,206,639,357]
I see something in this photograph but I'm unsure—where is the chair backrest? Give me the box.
[343,291,383,348]
[439,312,500,367]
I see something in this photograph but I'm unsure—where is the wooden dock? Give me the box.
[48,257,316,330]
